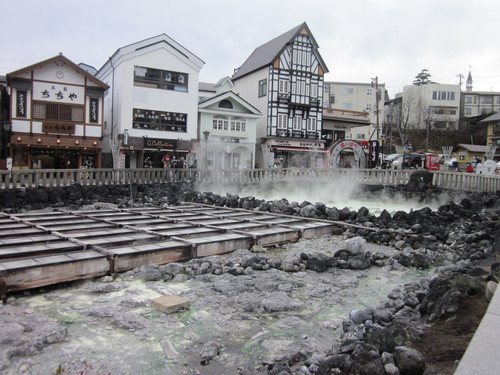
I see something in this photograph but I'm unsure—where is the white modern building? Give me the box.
[96,34,204,168]
[402,83,461,130]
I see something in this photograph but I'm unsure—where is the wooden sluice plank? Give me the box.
[45,222,115,232]
[79,233,158,247]
[0,235,60,247]
[233,227,300,247]
[105,240,192,272]
[69,228,137,239]
[0,241,84,260]
[0,250,108,296]
[284,221,337,239]
[154,227,220,238]
[0,228,45,238]
[173,233,253,257]
[107,218,169,226]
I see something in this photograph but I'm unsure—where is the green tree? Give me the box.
[413,69,434,86]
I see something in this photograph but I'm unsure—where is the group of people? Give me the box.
[143,155,187,169]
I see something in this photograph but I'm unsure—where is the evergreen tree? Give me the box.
[413,69,434,86]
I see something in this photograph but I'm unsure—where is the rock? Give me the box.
[303,252,336,272]
[350,309,367,324]
[348,255,371,270]
[161,262,185,276]
[385,362,401,375]
[344,237,366,255]
[393,346,425,375]
[200,341,221,365]
[317,354,353,374]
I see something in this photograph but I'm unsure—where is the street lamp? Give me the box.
[202,130,210,169]
[1,121,12,160]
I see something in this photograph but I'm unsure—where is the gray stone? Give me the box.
[393,346,425,375]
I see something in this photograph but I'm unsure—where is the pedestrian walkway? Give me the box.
[454,285,500,374]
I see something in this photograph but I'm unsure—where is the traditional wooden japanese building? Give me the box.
[231,22,329,168]
[6,54,108,169]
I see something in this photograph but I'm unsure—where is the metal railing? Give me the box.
[1,168,499,192]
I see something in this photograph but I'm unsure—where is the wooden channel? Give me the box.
[0,204,343,301]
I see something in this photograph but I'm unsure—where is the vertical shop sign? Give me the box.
[89,98,99,123]
[17,90,27,117]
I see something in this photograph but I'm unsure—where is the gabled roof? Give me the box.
[198,91,261,116]
[7,54,108,89]
[98,34,204,74]
[231,22,328,80]
[456,144,491,153]
[199,82,216,93]
[478,112,500,124]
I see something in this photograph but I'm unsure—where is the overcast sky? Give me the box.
[1,0,498,98]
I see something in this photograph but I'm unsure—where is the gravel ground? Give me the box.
[0,235,430,375]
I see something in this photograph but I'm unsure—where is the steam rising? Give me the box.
[196,173,464,215]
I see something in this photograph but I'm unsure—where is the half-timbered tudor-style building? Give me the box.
[231,22,329,168]
[96,34,204,169]
[6,54,108,170]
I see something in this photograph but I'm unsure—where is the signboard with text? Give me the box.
[33,82,85,105]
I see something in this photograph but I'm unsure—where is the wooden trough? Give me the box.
[0,204,342,301]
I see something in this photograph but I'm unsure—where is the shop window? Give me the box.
[133,108,187,132]
[134,66,188,92]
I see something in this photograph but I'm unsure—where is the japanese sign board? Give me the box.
[42,123,75,134]
[16,90,27,117]
[33,82,85,105]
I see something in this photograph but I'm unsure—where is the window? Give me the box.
[134,66,188,92]
[277,114,288,129]
[497,97,500,105]
[213,116,228,130]
[307,118,316,132]
[366,103,372,111]
[366,88,373,95]
[432,91,456,101]
[481,96,493,105]
[356,134,365,140]
[258,79,267,97]
[341,103,353,110]
[293,116,302,131]
[342,88,354,94]
[33,101,84,122]
[133,108,187,132]
[311,84,318,98]
[231,118,246,132]
[464,108,472,115]
[219,100,233,109]
[279,80,290,94]
[464,96,473,104]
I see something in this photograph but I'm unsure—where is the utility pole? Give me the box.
[371,76,381,164]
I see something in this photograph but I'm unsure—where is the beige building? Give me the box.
[323,81,387,144]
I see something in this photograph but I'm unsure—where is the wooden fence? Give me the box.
[0,168,499,192]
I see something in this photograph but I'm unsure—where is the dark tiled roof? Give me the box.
[479,112,500,123]
[232,22,327,80]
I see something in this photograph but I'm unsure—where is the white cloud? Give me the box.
[1,0,499,97]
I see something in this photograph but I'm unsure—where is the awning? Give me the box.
[273,146,327,153]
